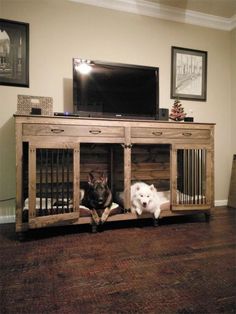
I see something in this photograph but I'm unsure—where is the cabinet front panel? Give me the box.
[15,116,215,232]
[131,127,210,140]
[23,124,124,138]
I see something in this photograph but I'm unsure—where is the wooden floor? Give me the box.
[0,206,235,313]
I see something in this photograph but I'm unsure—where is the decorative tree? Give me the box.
[169,98,186,121]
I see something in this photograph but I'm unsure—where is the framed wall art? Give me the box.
[0,19,29,87]
[171,46,207,101]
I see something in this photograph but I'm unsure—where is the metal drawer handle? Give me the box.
[121,143,133,149]
[152,131,163,136]
[182,132,192,137]
[51,128,65,134]
[89,129,101,135]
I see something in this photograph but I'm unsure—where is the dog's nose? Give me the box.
[142,202,147,208]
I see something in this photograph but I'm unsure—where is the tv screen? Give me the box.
[73,59,159,119]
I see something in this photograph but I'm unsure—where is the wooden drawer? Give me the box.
[23,124,124,138]
[131,127,210,139]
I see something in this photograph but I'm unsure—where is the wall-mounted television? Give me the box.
[73,58,159,119]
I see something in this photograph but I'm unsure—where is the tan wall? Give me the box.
[0,0,234,218]
[231,29,236,154]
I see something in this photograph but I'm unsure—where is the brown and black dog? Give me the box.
[82,171,113,225]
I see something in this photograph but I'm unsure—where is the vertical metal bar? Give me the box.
[182,150,185,204]
[182,150,184,204]
[195,149,197,203]
[194,149,196,204]
[189,149,192,204]
[189,149,191,203]
[203,149,207,204]
[198,149,202,204]
[51,149,54,214]
[190,149,195,204]
[189,149,192,203]
[188,149,190,203]
[179,150,181,204]
[193,149,196,204]
[197,149,199,203]
[184,149,186,204]
[199,149,202,203]
[67,149,70,211]
[181,150,184,204]
[195,149,197,204]
[201,149,204,204]
[56,149,59,214]
[39,149,43,213]
[190,149,192,204]
[45,149,48,215]
[62,149,65,213]
[187,149,189,204]
[200,149,202,204]
[201,149,204,203]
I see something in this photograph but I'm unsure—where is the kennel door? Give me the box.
[171,145,214,211]
[26,142,80,229]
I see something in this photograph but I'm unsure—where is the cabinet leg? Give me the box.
[91,224,98,233]
[205,212,211,223]
[17,232,26,241]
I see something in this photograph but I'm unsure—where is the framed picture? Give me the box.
[171,46,207,101]
[0,19,29,87]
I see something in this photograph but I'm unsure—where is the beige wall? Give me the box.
[0,0,234,218]
[231,29,236,154]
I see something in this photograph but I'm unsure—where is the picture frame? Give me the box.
[171,46,207,101]
[0,19,29,87]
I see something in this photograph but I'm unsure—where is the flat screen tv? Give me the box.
[73,59,159,119]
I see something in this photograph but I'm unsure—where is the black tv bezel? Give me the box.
[73,59,160,120]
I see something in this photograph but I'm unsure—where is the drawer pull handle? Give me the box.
[152,131,163,136]
[89,129,101,135]
[182,132,192,137]
[51,128,64,134]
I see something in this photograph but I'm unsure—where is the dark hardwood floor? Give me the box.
[0,206,235,313]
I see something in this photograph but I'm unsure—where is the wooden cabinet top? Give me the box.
[14,114,215,128]
[15,115,214,145]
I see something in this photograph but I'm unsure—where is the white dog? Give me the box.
[131,182,162,219]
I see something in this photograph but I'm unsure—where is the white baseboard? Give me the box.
[0,215,15,224]
[214,200,228,207]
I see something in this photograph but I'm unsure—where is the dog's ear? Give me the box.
[80,189,85,200]
[100,173,108,184]
[150,184,155,191]
[88,172,95,185]
[136,184,140,191]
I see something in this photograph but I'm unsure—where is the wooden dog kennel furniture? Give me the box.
[14,115,214,233]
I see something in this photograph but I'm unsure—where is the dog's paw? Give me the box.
[91,209,100,225]
[100,208,110,224]
[136,208,142,215]
[154,208,161,219]
[130,206,136,214]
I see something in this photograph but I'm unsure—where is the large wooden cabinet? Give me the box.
[15,115,215,233]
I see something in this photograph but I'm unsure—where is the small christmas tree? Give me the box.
[169,98,186,121]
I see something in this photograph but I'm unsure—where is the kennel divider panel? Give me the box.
[131,144,170,191]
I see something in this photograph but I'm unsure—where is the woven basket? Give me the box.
[16,95,53,116]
